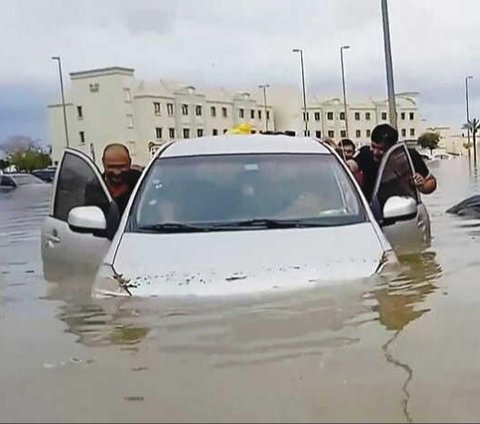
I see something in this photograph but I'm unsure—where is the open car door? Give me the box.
[370,143,431,252]
[41,149,113,282]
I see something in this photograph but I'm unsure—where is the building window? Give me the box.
[401,112,406,120]
[409,112,415,120]
[250,109,255,119]
[340,111,345,121]
[328,130,335,138]
[77,106,83,119]
[381,112,387,120]
[169,128,175,139]
[410,128,415,137]
[124,88,131,102]
[327,112,334,120]
[315,130,322,138]
[155,127,163,139]
[401,128,406,137]
[211,106,216,117]
[304,130,311,136]
[197,128,204,137]
[182,104,189,116]
[127,114,134,128]
[222,107,227,118]
[167,103,174,116]
[258,110,262,120]
[89,82,99,93]
[303,112,309,121]
[340,130,347,138]
[355,112,360,121]
[356,129,361,138]
[314,112,320,121]
[239,108,245,118]
[195,105,202,116]
[266,110,270,120]
[366,129,371,137]
[153,102,161,115]
[183,128,190,139]
[79,131,85,144]
[365,112,371,120]
[223,128,228,134]
[213,128,218,136]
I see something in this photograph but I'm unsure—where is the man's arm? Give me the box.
[409,149,437,194]
[414,173,437,194]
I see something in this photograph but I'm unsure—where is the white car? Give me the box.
[41,135,430,297]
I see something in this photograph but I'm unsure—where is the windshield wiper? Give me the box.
[212,218,328,229]
[137,223,213,233]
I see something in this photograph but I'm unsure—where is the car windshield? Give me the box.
[129,153,366,232]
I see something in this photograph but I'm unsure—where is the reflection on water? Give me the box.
[2,159,480,422]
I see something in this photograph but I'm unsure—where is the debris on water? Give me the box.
[124,396,144,402]
[131,366,148,372]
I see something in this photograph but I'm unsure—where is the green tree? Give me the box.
[418,131,441,153]
[3,135,52,172]
[0,158,9,170]
[463,118,480,161]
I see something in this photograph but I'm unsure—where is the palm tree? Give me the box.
[463,118,480,163]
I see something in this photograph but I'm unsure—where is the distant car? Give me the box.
[41,135,430,297]
[32,167,57,183]
[0,172,45,191]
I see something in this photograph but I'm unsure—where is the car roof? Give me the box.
[159,135,332,158]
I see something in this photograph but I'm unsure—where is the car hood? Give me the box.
[94,223,386,297]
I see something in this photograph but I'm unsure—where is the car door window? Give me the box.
[371,144,419,213]
[53,151,111,222]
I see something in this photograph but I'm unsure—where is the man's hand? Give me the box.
[414,173,437,194]
[413,173,425,187]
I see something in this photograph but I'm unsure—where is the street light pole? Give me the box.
[258,84,270,132]
[466,75,473,160]
[340,45,350,138]
[52,56,70,148]
[381,0,397,130]
[293,48,308,135]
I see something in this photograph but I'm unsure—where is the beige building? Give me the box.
[268,87,424,145]
[49,67,274,166]
[49,66,425,166]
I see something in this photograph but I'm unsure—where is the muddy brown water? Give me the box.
[1,158,480,422]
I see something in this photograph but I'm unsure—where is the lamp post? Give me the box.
[340,45,350,138]
[258,84,270,132]
[292,48,308,135]
[381,0,397,130]
[52,56,70,148]
[466,75,473,161]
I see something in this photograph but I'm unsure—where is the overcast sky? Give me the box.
[1,0,479,145]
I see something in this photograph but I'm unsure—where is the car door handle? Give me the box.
[47,233,61,244]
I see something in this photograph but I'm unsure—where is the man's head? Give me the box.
[370,124,398,163]
[338,139,356,161]
[102,143,131,187]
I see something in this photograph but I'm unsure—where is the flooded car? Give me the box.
[41,135,430,297]
[1,172,46,192]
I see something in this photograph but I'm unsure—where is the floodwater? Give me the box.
[1,158,480,422]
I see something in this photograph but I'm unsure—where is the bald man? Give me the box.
[101,143,142,214]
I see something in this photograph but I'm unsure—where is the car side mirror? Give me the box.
[382,196,417,225]
[68,206,107,237]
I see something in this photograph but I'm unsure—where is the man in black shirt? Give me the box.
[348,124,437,201]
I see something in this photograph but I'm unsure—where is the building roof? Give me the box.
[70,66,135,79]
[160,135,330,158]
